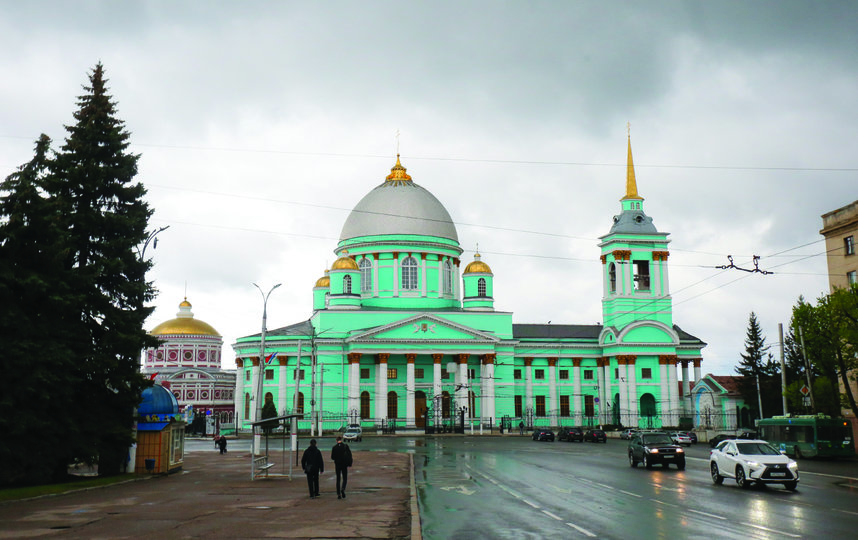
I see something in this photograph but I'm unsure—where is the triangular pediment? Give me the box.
[347,314,500,343]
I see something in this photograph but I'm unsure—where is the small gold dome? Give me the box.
[385,154,412,183]
[464,252,492,274]
[150,298,220,337]
[331,250,359,270]
[315,269,330,288]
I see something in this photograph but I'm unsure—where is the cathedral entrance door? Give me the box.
[415,391,427,428]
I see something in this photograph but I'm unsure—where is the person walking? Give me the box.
[301,439,324,498]
[519,420,525,435]
[331,436,353,499]
[217,435,227,454]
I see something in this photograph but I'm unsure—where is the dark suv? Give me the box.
[558,427,584,442]
[628,432,686,470]
[584,429,607,443]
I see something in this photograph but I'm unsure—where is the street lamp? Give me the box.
[252,282,281,453]
[138,225,170,260]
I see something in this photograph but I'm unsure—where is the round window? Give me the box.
[184,351,193,360]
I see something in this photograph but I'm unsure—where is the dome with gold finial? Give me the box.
[315,269,331,288]
[331,250,359,270]
[339,155,459,242]
[150,298,220,337]
[464,252,492,274]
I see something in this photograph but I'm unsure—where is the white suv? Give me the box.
[710,439,798,490]
[343,424,362,442]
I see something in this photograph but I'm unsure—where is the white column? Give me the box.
[659,358,669,426]
[525,358,533,421]
[693,359,702,389]
[548,358,558,426]
[377,354,389,427]
[486,356,496,422]
[251,358,261,423]
[278,357,288,415]
[348,354,360,418]
[681,360,691,410]
[406,354,416,428]
[458,355,470,420]
[233,358,243,429]
[433,354,443,425]
[437,259,443,297]
[372,256,378,295]
[393,256,399,295]
[627,358,638,427]
[421,257,427,297]
[602,360,612,424]
[662,254,670,295]
[479,359,486,422]
[668,358,680,425]
[572,359,582,426]
[618,360,629,426]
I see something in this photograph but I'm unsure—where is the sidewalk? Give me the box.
[0,450,417,539]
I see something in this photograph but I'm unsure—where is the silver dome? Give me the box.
[339,181,459,242]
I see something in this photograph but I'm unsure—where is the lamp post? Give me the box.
[252,282,281,454]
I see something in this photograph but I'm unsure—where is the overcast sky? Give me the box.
[2,1,856,376]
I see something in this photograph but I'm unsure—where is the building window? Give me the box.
[442,391,451,417]
[245,370,251,381]
[297,392,304,413]
[294,369,304,381]
[559,370,569,380]
[359,258,372,292]
[264,392,273,405]
[634,260,650,291]
[360,391,370,419]
[184,350,192,360]
[560,395,570,416]
[848,271,857,285]
[515,395,523,417]
[402,256,418,290]
[343,274,352,294]
[514,369,522,380]
[609,263,617,293]
[535,396,546,416]
[264,369,274,380]
[244,393,250,420]
[535,369,545,380]
[360,368,370,379]
[387,391,398,418]
[415,368,424,379]
[468,368,476,379]
[615,368,619,379]
[846,235,855,256]
[641,367,652,379]
[583,369,594,380]
[387,368,398,379]
[584,395,595,417]
[477,277,487,297]
[441,369,450,380]
[443,260,453,294]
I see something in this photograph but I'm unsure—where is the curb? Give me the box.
[410,453,422,540]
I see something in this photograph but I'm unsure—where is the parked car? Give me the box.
[628,432,686,469]
[710,439,798,490]
[343,424,362,442]
[683,431,698,444]
[558,427,584,442]
[709,433,737,448]
[532,428,555,442]
[670,432,693,446]
[620,428,638,440]
[737,431,758,440]
[584,429,607,443]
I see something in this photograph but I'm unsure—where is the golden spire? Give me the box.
[622,123,643,201]
[385,154,412,183]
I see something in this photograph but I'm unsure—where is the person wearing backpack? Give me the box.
[301,439,324,498]
[331,436,352,499]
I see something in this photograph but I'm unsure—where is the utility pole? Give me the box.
[252,282,281,455]
[798,326,817,412]
[778,323,788,416]
[755,373,764,420]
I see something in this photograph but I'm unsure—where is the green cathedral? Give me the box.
[231,136,706,433]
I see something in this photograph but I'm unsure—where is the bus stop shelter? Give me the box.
[250,414,303,481]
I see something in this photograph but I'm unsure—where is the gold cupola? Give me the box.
[385,154,412,184]
[464,252,492,274]
[331,250,359,270]
[150,298,220,336]
[314,269,330,288]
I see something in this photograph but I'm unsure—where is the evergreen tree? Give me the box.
[734,312,781,419]
[49,63,158,476]
[0,136,82,485]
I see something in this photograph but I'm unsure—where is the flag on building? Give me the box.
[265,352,277,365]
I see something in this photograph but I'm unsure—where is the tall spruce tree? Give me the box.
[50,63,158,476]
[0,135,82,485]
[734,312,781,419]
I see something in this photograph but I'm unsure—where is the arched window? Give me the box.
[387,391,398,419]
[609,263,617,293]
[359,258,372,293]
[244,393,251,420]
[360,391,370,419]
[343,274,352,294]
[264,392,274,405]
[443,260,453,294]
[477,278,487,297]
[297,392,304,414]
[401,257,418,290]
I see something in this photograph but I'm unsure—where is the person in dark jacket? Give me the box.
[331,436,352,499]
[217,435,227,454]
[301,439,324,498]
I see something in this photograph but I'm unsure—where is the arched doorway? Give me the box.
[388,391,398,419]
[360,391,370,419]
[640,393,657,428]
[416,391,427,427]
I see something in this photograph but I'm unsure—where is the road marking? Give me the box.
[740,522,801,538]
[618,490,642,498]
[439,485,475,496]
[594,482,614,490]
[836,508,858,517]
[802,471,858,482]
[653,499,678,507]
[542,510,562,520]
[551,486,572,494]
[567,522,597,537]
[685,508,726,520]
[522,498,540,508]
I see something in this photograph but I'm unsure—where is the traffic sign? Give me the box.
[800,384,810,396]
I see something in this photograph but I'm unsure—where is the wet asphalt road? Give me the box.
[187,436,858,539]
